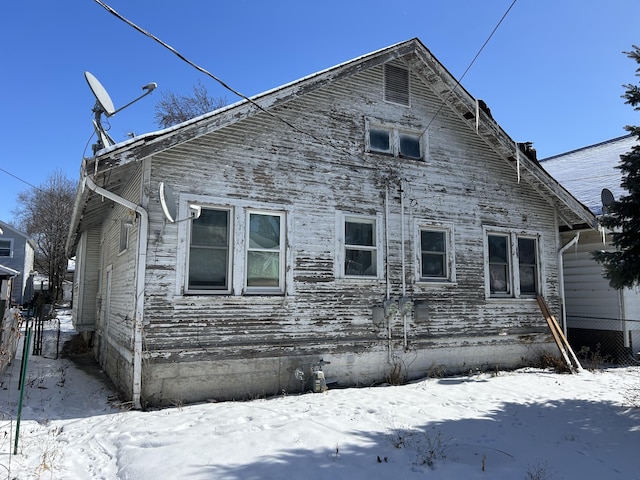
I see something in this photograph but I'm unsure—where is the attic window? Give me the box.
[384,64,410,106]
[365,119,425,160]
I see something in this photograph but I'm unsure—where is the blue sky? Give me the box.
[1,1,639,224]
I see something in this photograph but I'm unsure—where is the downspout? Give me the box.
[400,180,407,350]
[384,184,392,363]
[558,232,580,338]
[83,175,147,409]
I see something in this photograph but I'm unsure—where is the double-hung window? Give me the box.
[418,225,456,282]
[246,211,285,293]
[366,119,424,160]
[486,229,540,298]
[344,216,378,277]
[0,239,12,257]
[517,237,538,295]
[182,201,288,296]
[187,207,232,293]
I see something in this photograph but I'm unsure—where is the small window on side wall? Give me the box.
[119,220,130,253]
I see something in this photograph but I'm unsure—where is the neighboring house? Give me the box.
[0,264,21,377]
[541,134,640,360]
[0,265,19,319]
[67,38,597,408]
[0,220,35,306]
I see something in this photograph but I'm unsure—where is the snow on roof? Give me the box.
[540,135,637,215]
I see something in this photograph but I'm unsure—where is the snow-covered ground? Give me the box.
[1,309,639,479]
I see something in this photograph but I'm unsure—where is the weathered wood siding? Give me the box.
[92,165,143,398]
[132,57,561,405]
[72,228,101,331]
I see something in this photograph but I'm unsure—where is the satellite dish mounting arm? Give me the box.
[109,83,157,117]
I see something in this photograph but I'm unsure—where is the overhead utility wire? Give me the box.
[93,0,345,155]
[422,0,518,134]
[94,0,516,164]
[0,167,41,191]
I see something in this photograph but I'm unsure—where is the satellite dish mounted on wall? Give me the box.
[84,71,157,154]
[601,188,615,214]
[159,182,201,223]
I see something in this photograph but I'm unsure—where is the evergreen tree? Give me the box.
[593,46,640,289]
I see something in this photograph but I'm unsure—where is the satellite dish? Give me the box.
[601,188,615,214]
[159,182,202,223]
[84,71,157,154]
[84,71,116,116]
[159,182,177,223]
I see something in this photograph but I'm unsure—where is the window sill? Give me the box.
[416,279,457,286]
[487,295,539,301]
[336,276,384,283]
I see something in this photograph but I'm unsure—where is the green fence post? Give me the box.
[14,326,32,455]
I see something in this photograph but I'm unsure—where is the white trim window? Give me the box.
[0,239,13,257]
[246,210,286,294]
[119,219,131,253]
[485,228,540,298]
[339,215,380,278]
[365,118,426,161]
[417,223,455,282]
[186,207,233,294]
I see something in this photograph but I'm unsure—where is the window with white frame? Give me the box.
[344,216,378,277]
[418,225,455,282]
[0,239,12,257]
[246,211,286,293]
[119,220,130,253]
[366,119,424,160]
[486,229,540,298]
[186,207,232,293]
[517,237,538,295]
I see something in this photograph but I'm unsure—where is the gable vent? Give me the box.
[384,64,410,106]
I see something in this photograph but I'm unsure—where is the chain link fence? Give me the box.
[567,316,640,368]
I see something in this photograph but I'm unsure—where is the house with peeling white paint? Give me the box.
[67,38,597,408]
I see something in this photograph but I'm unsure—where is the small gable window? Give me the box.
[384,64,410,106]
[366,119,425,161]
[399,132,421,159]
[369,129,391,154]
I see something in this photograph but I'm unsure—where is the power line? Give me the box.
[93,0,343,156]
[94,0,517,164]
[0,167,41,191]
[422,0,518,134]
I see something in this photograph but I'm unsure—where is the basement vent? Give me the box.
[384,64,410,106]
